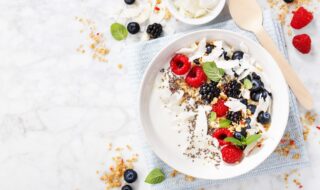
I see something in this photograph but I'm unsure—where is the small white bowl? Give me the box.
[139,29,289,179]
[165,0,226,25]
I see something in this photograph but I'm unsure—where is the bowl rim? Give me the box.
[164,0,226,25]
[138,29,289,179]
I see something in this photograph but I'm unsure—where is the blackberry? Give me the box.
[224,80,241,98]
[146,23,162,39]
[199,82,221,104]
[227,111,242,123]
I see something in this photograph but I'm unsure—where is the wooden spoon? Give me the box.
[229,0,313,110]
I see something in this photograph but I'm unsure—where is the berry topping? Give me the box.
[124,169,138,183]
[212,99,229,117]
[224,80,241,98]
[234,131,244,140]
[127,22,140,34]
[122,185,133,190]
[251,79,263,92]
[212,128,233,146]
[231,51,244,60]
[226,111,242,123]
[124,0,135,4]
[170,54,191,75]
[221,51,230,61]
[292,34,311,54]
[221,145,244,164]
[193,58,200,65]
[257,111,271,124]
[206,44,215,54]
[250,91,262,101]
[284,0,294,3]
[240,98,248,106]
[185,66,207,88]
[247,104,257,114]
[290,7,313,29]
[251,72,261,80]
[199,82,221,104]
[146,23,163,39]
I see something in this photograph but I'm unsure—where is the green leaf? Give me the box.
[219,119,231,128]
[224,137,244,146]
[145,168,165,184]
[203,62,225,82]
[245,134,262,145]
[209,112,217,122]
[110,23,128,41]
[243,79,252,89]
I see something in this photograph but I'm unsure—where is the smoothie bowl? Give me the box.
[139,29,289,179]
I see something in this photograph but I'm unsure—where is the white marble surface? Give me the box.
[0,0,319,190]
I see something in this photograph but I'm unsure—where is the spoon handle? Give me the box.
[255,27,313,110]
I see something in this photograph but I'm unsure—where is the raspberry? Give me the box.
[185,66,207,88]
[290,7,313,29]
[170,54,191,75]
[221,145,243,164]
[212,128,233,146]
[292,34,311,54]
[212,99,229,117]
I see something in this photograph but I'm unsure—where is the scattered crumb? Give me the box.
[117,64,123,70]
[115,147,124,152]
[283,169,303,189]
[275,133,297,157]
[184,175,195,182]
[126,145,132,151]
[170,169,179,177]
[108,143,113,151]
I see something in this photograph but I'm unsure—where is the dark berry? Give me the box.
[199,82,221,104]
[251,72,261,80]
[146,23,162,39]
[227,111,242,123]
[257,111,271,124]
[193,58,200,65]
[234,131,243,140]
[240,98,248,106]
[231,51,244,60]
[247,104,256,114]
[251,79,263,92]
[220,50,230,60]
[224,80,241,98]
[122,185,133,190]
[124,0,135,5]
[124,169,138,183]
[284,0,294,3]
[241,128,247,137]
[206,44,215,54]
[245,117,251,124]
[127,22,140,34]
[250,91,262,101]
[261,90,269,100]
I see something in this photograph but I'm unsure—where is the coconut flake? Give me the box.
[225,98,247,112]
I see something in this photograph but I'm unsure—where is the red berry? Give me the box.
[185,66,207,88]
[221,145,243,164]
[212,128,233,146]
[212,99,229,117]
[290,7,313,29]
[170,54,191,75]
[292,34,311,54]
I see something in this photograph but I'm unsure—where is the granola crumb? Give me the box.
[170,169,179,177]
[117,64,123,70]
[184,175,195,182]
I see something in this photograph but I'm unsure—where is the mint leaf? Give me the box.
[203,62,224,82]
[243,79,252,89]
[209,112,217,122]
[224,137,244,146]
[110,23,128,41]
[245,134,262,145]
[219,119,231,128]
[145,168,165,184]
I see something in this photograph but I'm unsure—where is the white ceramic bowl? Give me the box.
[165,0,226,25]
[139,29,289,180]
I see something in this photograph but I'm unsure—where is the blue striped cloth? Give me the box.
[124,10,309,190]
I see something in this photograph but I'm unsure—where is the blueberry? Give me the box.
[206,44,215,54]
[124,0,135,4]
[241,128,247,137]
[251,72,261,80]
[127,22,140,34]
[124,169,138,183]
[257,111,271,124]
[240,98,248,106]
[284,0,294,3]
[250,91,262,101]
[251,79,263,92]
[247,104,256,114]
[245,118,251,124]
[231,51,244,60]
[222,51,230,60]
[261,90,269,100]
[234,131,244,140]
[122,185,133,190]
[193,58,200,65]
